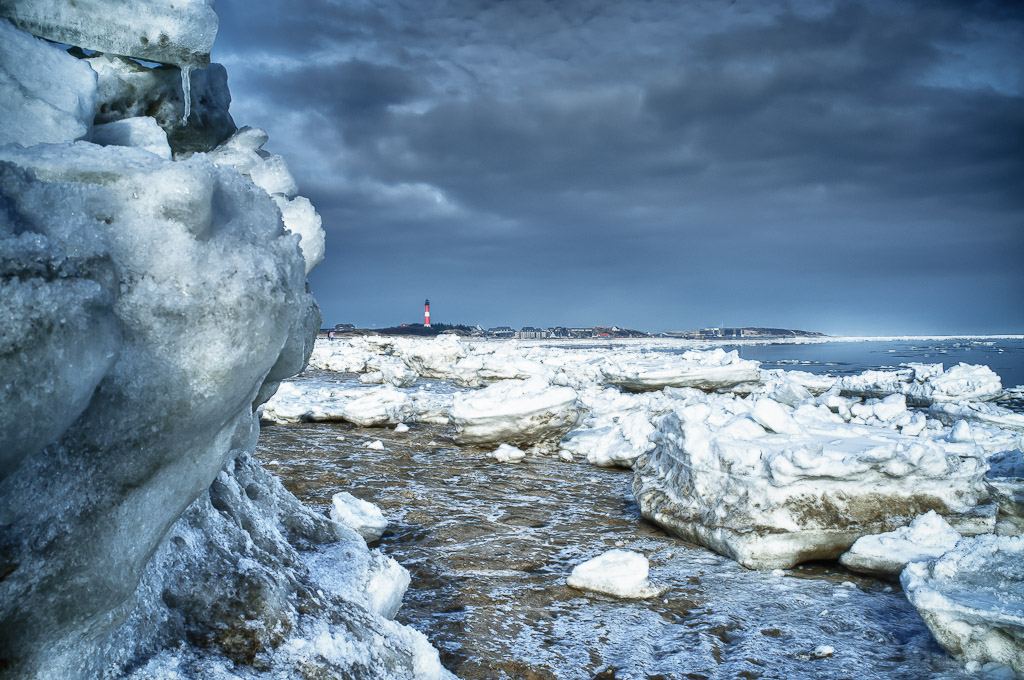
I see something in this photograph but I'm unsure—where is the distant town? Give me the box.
[321,323,826,341]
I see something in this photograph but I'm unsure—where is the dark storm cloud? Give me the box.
[213,0,1024,334]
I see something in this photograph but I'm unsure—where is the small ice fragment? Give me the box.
[811,645,835,659]
[364,440,385,450]
[566,549,667,599]
[330,491,388,542]
[492,443,526,463]
[394,423,410,433]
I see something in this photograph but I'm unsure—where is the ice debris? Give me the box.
[330,492,389,542]
[901,535,1024,676]
[839,511,962,578]
[566,549,667,599]
[451,377,582,446]
[492,443,527,463]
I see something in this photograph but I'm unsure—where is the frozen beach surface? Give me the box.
[330,491,389,542]
[902,535,1024,676]
[839,511,962,578]
[450,377,581,446]
[632,397,994,569]
[601,348,760,392]
[566,549,667,599]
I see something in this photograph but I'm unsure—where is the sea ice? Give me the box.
[330,492,389,542]
[901,535,1024,676]
[0,19,96,146]
[566,549,667,599]
[839,511,962,578]
[632,399,993,569]
[839,363,1003,405]
[450,377,582,446]
[492,443,527,463]
[343,387,414,427]
[601,348,760,392]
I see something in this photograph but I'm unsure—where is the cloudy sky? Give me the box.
[212,0,1023,335]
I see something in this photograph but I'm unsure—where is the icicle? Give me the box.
[180,65,194,125]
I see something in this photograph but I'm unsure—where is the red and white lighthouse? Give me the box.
[424,299,431,328]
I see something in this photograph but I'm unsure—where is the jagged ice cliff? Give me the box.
[0,1,450,677]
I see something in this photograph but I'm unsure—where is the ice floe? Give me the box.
[632,396,994,569]
[901,535,1024,676]
[601,348,760,392]
[450,377,582,446]
[839,511,962,578]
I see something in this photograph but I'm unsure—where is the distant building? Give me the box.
[516,326,550,339]
[334,323,356,331]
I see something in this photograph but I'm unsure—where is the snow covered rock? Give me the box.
[492,443,527,463]
[1,0,219,69]
[450,378,582,446]
[601,348,760,392]
[88,54,236,156]
[330,492,389,542]
[901,535,1024,676]
[566,549,666,599]
[0,19,97,146]
[632,401,993,569]
[839,511,962,578]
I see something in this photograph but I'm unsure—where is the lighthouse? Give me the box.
[424,299,431,328]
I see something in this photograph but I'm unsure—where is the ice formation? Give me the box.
[839,362,1003,405]
[839,511,962,578]
[565,549,667,599]
[1,0,219,69]
[450,377,582,446]
[631,397,994,569]
[0,9,450,680]
[902,536,1024,676]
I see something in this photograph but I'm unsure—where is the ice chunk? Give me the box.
[394,334,467,378]
[250,154,299,197]
[0,19,97,146]
[91,117,172,159]
[840,363,1003,405]
[394,423,410,433]
[566,549,667,599]
[343,387,414,427]
[602,348,760,392]
[839,511,962,578]
[330,492,388,542]
[0,0,219,68]
[274,195,325,274]
[930,401,1024,433]
[492,443,526,463]
[450,378,581,446]
[901,535,1024,675]
[632,400,993,569]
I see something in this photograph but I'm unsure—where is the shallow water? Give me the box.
[258,419,980,680]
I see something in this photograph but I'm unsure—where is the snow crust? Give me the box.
[566,549,667,599]
[901,535,1024,676]
[839,511,962,578]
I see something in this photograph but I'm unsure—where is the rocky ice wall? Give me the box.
[0,8,449,680]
